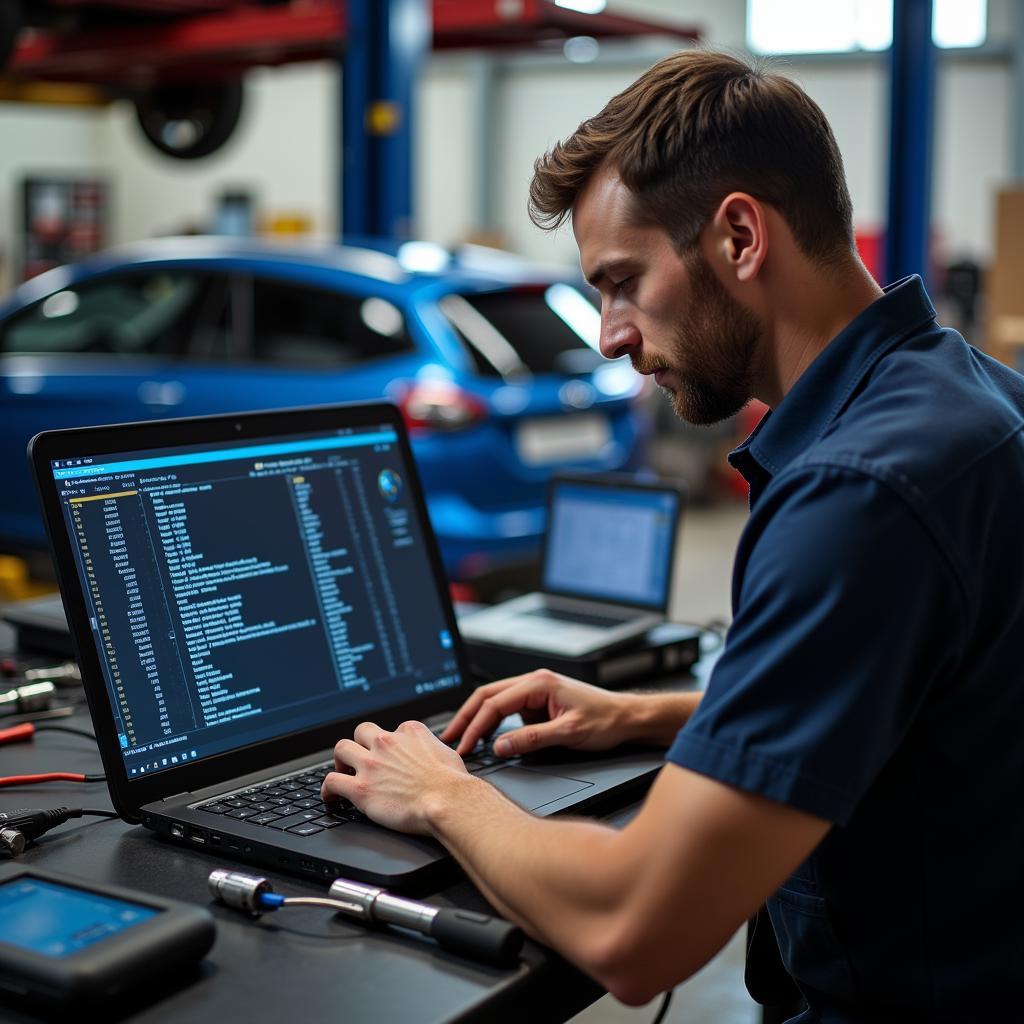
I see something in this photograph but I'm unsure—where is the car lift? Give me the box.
[0,0,699,235]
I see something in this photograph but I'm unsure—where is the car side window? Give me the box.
[249,278,414,367]
[0,272,230,358]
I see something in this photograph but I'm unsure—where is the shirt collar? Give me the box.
[729,275,936,483]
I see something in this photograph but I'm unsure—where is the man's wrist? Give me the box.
[620,690,701,747]
[422,770,491,840]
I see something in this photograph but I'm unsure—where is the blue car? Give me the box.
[0,237,649,581]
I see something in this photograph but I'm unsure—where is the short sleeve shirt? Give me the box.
[666,277,1024,1021]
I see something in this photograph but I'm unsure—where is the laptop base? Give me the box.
[465,622,702,689]
[142,745,666,891]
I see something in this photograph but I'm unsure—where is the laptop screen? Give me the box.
[542,480,679,609]
[49,423,462,779]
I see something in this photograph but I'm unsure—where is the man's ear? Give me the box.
[707,192,767,284]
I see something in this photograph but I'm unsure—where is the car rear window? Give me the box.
[248,278,415,367]
[440,284,605,378]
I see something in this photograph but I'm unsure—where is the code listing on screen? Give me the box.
[52,427,461,777]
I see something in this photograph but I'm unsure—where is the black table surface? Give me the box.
[0,621,711,1024]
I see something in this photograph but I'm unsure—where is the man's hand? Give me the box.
[320,720,471,835]
[440,669,639,757]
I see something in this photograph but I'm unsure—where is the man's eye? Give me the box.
[614,276,634,293]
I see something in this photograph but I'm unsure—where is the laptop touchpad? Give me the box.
[481,766,593,811]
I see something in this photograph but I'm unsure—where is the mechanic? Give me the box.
[322,50,1024,1020]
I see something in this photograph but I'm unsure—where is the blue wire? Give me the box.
[259,892,286,909]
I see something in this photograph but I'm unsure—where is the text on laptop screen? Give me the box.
[543,482,678,608]
[50,425,461,778]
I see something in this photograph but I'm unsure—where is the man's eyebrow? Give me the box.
[584,259,628,289]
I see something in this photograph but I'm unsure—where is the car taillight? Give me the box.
[398,382,487,432]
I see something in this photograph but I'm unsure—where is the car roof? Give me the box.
[5,237,580,311]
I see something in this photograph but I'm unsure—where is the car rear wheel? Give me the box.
[134,80,244,160]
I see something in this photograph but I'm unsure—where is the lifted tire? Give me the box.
[134,80,244,160]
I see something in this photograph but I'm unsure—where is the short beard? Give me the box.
[637,252,762,426]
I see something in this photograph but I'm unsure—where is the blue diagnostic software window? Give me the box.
[543,483,678,608]
[51,425,461,778]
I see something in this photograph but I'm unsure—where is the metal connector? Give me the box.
[0,827,26,856]
[207,869,275,915]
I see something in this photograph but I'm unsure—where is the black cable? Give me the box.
[83,774,106,783]
[651,989,673,1024]
[33,724,97,741]
[0,806,119,855]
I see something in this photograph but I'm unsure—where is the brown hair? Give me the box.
[529,49,854,263]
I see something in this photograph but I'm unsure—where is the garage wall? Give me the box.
[933,57,1014,262]
[98,61,339,244]
[415,63,477,249]
[0,104,106,294]
[0,0,1018,295]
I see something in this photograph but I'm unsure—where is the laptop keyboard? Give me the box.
[527,606,635,628]
[194,749,513,838]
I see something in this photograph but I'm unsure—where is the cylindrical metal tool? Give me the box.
[328,877,523,966]
[206,869,523,965]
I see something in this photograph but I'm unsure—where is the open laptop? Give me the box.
[458,474,686,658]
[29,402,664,889]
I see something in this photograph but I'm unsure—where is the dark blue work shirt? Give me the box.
[666,276,1024,1021]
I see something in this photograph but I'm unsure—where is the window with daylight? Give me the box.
[747,0,987,55]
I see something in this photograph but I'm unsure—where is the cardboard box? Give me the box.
[985,188,1024,367]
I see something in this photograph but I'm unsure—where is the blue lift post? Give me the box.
[885,0,936,287]
[342,0,430,242]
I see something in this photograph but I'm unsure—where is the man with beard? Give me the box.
[322,51,1024,1020]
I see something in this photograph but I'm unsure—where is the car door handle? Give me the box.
[138,380,186,407]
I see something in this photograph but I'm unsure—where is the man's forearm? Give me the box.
[424,689,702,938]
[421,755,762,1005]
[421,756,829,1007]
[424,772,633,970]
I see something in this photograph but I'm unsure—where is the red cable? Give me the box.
[0,772,86,787]
[0,724,37,746]
[0,773,105,788]
[0,726,105,787]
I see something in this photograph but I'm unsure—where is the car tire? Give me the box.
[134,80,244,160]
[0,0,22,72]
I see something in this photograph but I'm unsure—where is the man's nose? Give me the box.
[599,317,641,361]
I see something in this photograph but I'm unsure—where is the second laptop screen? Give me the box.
[542,482,678,608]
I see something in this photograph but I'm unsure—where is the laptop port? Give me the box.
[169,823,185,839]
[210,834,223,846]
[226,839,239,851]
[188,827,208,845]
